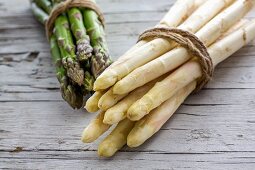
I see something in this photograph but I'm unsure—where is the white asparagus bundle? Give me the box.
[105,20,249,125]
[94,0,236,91]
[81,0,255,157]
[93,0,238,109]
[93,21,255,156]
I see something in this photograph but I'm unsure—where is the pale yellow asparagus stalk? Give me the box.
[110,0,207,68]
[97,87,128,111]
[98,119,135,157]
[81,112,111,143]
[127,19,255,121]
[113,0,253,95]
[127,82,196,147]
[94,0,234,91]
[85,91,105,112]
[103,76,167,125]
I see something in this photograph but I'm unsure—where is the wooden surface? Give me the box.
[1,0,255,169]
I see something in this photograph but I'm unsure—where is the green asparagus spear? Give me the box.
[31,2,49,24]
[67,8,93,61]
[34,0,52,14]
[82,9,112,78]
[54,15,85,86]
[50,35,83,109]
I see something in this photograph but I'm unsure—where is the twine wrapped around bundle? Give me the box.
[46,0,105,39]
[138,27,214,92]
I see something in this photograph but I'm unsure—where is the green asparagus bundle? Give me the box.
[30,0,112,109]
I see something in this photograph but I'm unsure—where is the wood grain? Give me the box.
[0,0,255,169]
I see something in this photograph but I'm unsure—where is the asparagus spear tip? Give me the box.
[62,57,85,86]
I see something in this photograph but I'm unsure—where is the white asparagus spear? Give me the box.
[127,82,196,147]
[98,119,135,157]
[94,0,235,91]
[85,91,105,112]
[113,0,253,95]
[97,87,128,111]
[81,112,111,143]
[110,0,207,68]
[103,76,167,125]
[127,19,255,121]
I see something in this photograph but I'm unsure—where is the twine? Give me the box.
[138,27,214,92]
[45,0,105,39]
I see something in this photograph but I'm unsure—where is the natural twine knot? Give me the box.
[138,27,214,92]
[45,0,105,39]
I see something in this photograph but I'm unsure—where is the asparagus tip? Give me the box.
[77,39,93,61]
[81,128,94,143]
[85,100,99,113]
[127,125,154,148]
[112,81,129,95]
[98,141,118,157]
[102,115,115,125]
[93,71,117,91]
[103,108,125,125]
[127,105,147,121]
[62,57,85,86]
[91,50,112,78]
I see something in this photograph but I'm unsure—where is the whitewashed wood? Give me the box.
[1,151,255,170]
[0,0,255,169]
[1,102,255,150]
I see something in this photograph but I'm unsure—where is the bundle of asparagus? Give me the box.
[81,0,255,157]
[30,0,112,109]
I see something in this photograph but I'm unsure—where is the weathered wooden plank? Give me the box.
[0,0,255,169]
[0,0,172,17]
[0,12,164,29]
[1,102,255,152]
[0,89,255,105]
[1,151,255,170]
